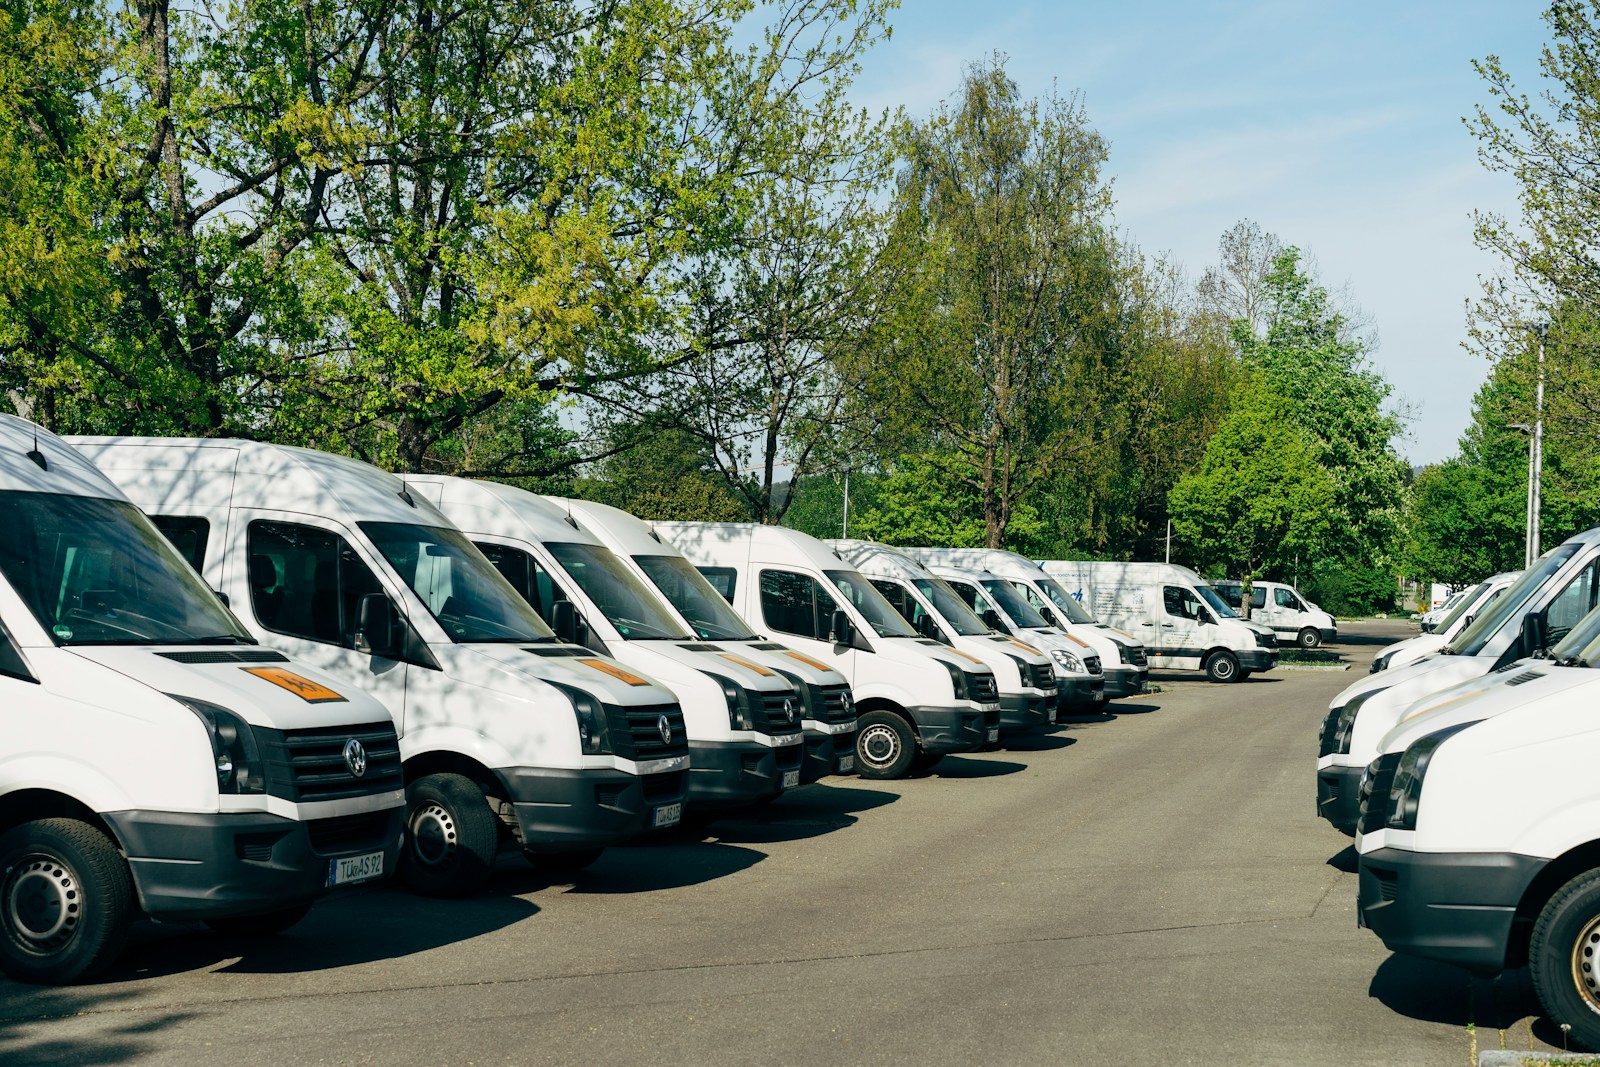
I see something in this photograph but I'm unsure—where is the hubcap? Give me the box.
[5,855,82,952]
[859,724,901,768]
[409,802,459,868]
[1573,915,1600,1012]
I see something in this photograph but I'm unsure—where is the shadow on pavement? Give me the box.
[683,783,903,846]
[0,983,193,1066]
[1327,846,1358,873]
[1055,711,1117,725]
[1336,628,1415,648]
[1369,954,1539,1030]
[1001,732,1077,753]
[1103,701,1161,715]
[923,756,1028,779]
[564,840,768,895]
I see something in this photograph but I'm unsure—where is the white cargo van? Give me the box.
[1209,580,1337,648]
[0,417,404,982]
[655,523,1003,780]
[560,498,857,782]
[1419,587,1466,632]
[828,541,1057,735]
[1368,571,1519,674]
[903,548,1148,700]
[1039,561,1278,682]
[407,478,807,811]
[1355,611,1600,1049]
[1315,529,1600,835]
[71,438,690,897]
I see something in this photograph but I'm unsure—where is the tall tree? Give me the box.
[1195,219,1281,337]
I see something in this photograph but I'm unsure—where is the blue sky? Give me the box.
[846,1,1550,466]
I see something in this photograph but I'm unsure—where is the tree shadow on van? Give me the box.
[1368,954,1539,1031]
[0,982,191,1066]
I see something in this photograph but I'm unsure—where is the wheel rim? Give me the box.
[1572,913,1600,1012]
[1214,658,1235,680]
[859,724,902,769]
[408,801,459,868]
[4,854,82,954]
[1301,630,1320,648]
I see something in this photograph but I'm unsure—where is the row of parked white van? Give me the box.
[1318,537,1600,1048]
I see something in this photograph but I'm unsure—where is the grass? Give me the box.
[1278,648,1343,665]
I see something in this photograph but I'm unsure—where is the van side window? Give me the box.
[1544,558,1600,644]
[1252,588,1267,609]
[759,569,840,641]
[1274,588,1298,610]
[150,516,210,571]
[247,521,384,647]
[698,566,737,603]
[945,580,981,612]
[473,542,568,624]
[1163,585,1201,621]
[869,578,924,628]
[1012,582,1050,616]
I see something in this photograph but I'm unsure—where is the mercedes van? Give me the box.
[1040,561,1278,683]
[1368,571,1518,675]
[829,541,1057,735]
[560,498,857,782]
[0,418,404,982]
[656,523,1002,780]
[1210,580,1337,649]
[407,478,806,812]
[71,439,690,897]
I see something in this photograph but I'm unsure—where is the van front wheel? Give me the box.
[1297,627,1323,649]
[1205,651,1241,683]
[1530,869,1600,1051]
[855,711,916,780]
[0,818,134,984]
[400,773,500,898]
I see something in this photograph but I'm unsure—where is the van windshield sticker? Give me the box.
[242,667,346,703]
[718,652,775,677]
[579,658,653,686]
[781,650,836,674]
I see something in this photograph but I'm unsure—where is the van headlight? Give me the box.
[717,678,755,730]
[937,659,970,700]
[173,696,266,794]
[1370,652,1393,674]
[1050,649,1084,675]
[551,682,610,755]
[1387,721,1479,830]
[1330,689,1383,755]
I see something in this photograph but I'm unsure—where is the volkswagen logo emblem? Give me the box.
[657,715,673,745]
[782,698,795,722]
[343,738,368,778]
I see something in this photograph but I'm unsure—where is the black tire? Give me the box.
[909,752,945,775]
[1239,669,1253,680]
[0,818,134,984]
[1205,651,1241,683]
[400,773,500,898]
[523,847,604,876]
[854,710,917,780]
[1531,869,1600,1051]
[204,903,313,938]
[1298,627,1322,649]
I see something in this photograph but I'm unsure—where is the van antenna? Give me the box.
[563,498,577,529]
[25,426,47,471]
[397,472,416,508]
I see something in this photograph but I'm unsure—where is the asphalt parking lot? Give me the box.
[0,619,1571,1065]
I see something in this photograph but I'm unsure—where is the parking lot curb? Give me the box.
[1479,1052,1600,1065]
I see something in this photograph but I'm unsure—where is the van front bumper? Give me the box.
[685,738,803,809]
[103,806,404,922]
[1358,847,1545,975]
[1317,764,1363,835]
[1240,650,1278,672]
[1055,674,1106,711]
[1102,666,1147,699]
[800,725,858,782]
[499,766,688,847]
[998,693,1054,732]
[1321,626,1339,644]
[907,704,998,754]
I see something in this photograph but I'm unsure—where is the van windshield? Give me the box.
[980,579,1051,629]
[1448,544,1581,656]
[1196,585,1240,619]
[633,554,755,641]
[825,570,918,637]
[913,578,992,636]
[1038,577,1096,624]
[361,522,555,642]
[1434,582,1486,634]
[1552,603,1600,667]
[0,491,252,646]
[548,543,693,640]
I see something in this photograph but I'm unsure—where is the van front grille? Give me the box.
[813,683,855,725]
[306,811,393,854]
[603,702,689,762]
[258,721,403,803]
[755,691,805,737]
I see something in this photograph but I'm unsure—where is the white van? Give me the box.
[407,478,807,812]
[71,438,690,897]
[1039,561,1278,683]
[828,540,1057,735]
[0,418,404,982]
[1316,529,1600,835]
[561,498,857,782]
[1419,587,1465,632]
[903,548,1149,700]
[1209,580,1337,649]
[1368,571,1519,674]
[654,523,1003,780]
[1355,612,1600,1049]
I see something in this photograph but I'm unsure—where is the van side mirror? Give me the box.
[829,609,853,646]
[550,599,583,644]
[914,613,946,643]
[981,608,1006,632]
[1521,610,1548,657]
[355,593,401,658]
[1040,606,1061,628]
[1198,607,1215,627]
[214,590,230,608]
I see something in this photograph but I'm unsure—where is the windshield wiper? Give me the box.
[188,634,254,645]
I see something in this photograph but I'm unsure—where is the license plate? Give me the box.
[327,850,384,887]
[782,769,800,789]
[982,702,1000,713]
[987,728,1000,742]
[653,802,683,828]
[838,755,855,773]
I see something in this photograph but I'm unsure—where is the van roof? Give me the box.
[651,521,849,571]
[901,547,1045,580]
[558,497,675,556]
[404,476,606,548]
[0,415,126,499]
[827,539,933,582]
[68,436,451,527]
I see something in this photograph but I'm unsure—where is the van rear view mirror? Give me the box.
[1522,610,1548,657]
[828,609,853,646]
[550,599,582,644]
[981,608,1005,632]
[915,613,943,642]
[355,592,400,658]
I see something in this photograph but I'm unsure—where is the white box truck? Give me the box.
[407,478,807,812]
[1209,579,1337,648]
[71,438,691,897]
[0,417,404,982]
[655,522,1003,780]
[1039,561,1279,682]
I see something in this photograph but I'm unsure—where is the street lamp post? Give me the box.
[1515,325,1548,568]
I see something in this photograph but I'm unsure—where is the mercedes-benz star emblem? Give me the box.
[657,715,673,745]
[343,738,368,778]
[782,698,795,722]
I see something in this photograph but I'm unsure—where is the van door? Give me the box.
[237,514,412,730]
[1157,585,1206,669]
[755,568,858,678]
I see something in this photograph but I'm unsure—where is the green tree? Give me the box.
[1168,384,1336,594]
[573,415,749,522]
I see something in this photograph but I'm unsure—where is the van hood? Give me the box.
[1345,654,1499,757]
[626,640,798,693]
[1330,649,1458,710]
[453,643,679,708]
[65,646,391,731]
[737,641,848,686]
[1380,663,1599,755]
